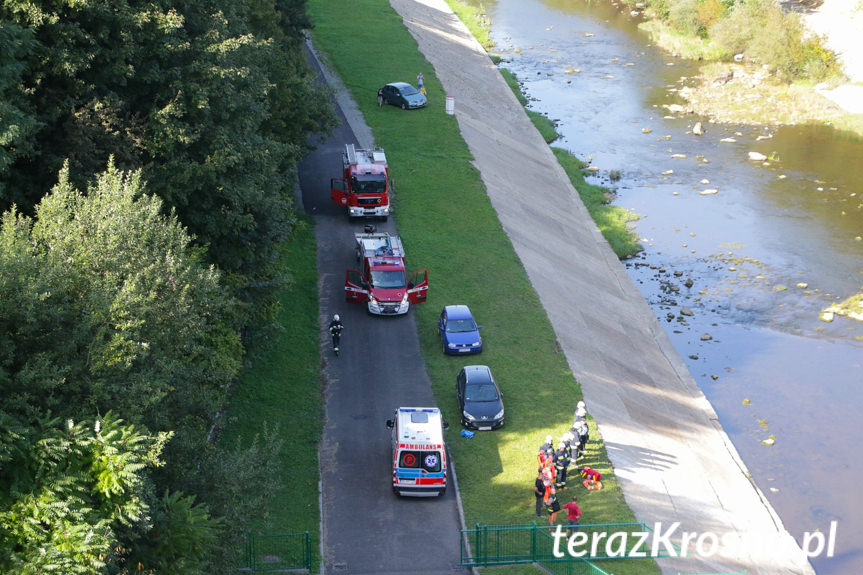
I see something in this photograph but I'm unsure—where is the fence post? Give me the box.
[482,524,489,566]
[304,530,311,570]
[531,520,537,560]
[475,522,482,567]
[248,533,255,570]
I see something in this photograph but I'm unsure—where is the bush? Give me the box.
[668,0,703,37]
[709,0,762,55]
[800,39,840,80]
[709,0,837,81]
[696,0,728,36]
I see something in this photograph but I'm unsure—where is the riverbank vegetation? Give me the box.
[1,1,329,572]
[499,69,561,144]
[636,0,837,82]
[309,1,657,573]
[628,0,863,131]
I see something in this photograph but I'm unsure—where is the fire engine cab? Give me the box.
[330,144,391,219]
[345,232,428,315]
[386,407,449,497]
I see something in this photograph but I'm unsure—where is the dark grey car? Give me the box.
[456,365,504,430]
[380,82,427,109]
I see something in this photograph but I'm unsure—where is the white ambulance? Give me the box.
[386,407,449,497]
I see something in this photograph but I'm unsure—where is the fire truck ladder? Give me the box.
[345,143,359,166]
[355,233,405,262]
[345,143,387,169]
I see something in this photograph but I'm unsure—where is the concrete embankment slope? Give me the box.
[390,1,815,573]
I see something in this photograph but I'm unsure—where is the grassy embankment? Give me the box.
[308,1,656,574]
[219,216,322,569]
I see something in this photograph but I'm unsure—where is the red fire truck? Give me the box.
[345,232,428,315]
[330,144,391,219]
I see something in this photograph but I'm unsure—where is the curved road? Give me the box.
[297,61,466,575]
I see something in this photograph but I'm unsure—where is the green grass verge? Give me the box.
[551,148,643,259]
[446,0,494,51]
[219,216,322,569]
[499,68,560,144]
[307,1,657,573]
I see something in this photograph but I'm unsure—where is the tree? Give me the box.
[0,21,39,206]
[0,0,335,324]
[0,160,242,471]
[0,413,173,575]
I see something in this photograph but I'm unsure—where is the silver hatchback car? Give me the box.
[380,82,427,109]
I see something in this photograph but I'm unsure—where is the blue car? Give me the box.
[439,305,483,354]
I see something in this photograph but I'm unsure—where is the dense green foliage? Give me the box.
[1,160,241,447]
[630,0,838,81]
[0,162,247,573]
[0,413,178,574]
[0,0,335,323]
[1,1,329,571]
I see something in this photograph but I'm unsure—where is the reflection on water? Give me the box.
[481,0,863,573]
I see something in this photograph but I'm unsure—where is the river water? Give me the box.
[476,1,863,573]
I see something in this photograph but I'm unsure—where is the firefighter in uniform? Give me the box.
[537,434,554,467]
[562,432,578,478]
[328,314,344,355]
[575,419,589,460]
[553,441,570,489]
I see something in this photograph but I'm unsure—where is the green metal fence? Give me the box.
[461,521,679,568]
[239,531,312,573]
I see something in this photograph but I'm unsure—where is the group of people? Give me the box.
[533,400,590,528]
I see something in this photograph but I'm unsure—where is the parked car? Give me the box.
[380,82,427,109]
[456,365,504,430]
[438,305,483,354]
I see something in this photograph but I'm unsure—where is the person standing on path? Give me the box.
[562,495,582,537]
[534,470,545,517]
[417,72,426,95]
[328,314,344,356]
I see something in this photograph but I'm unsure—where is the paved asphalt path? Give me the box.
[297,58,467,575]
